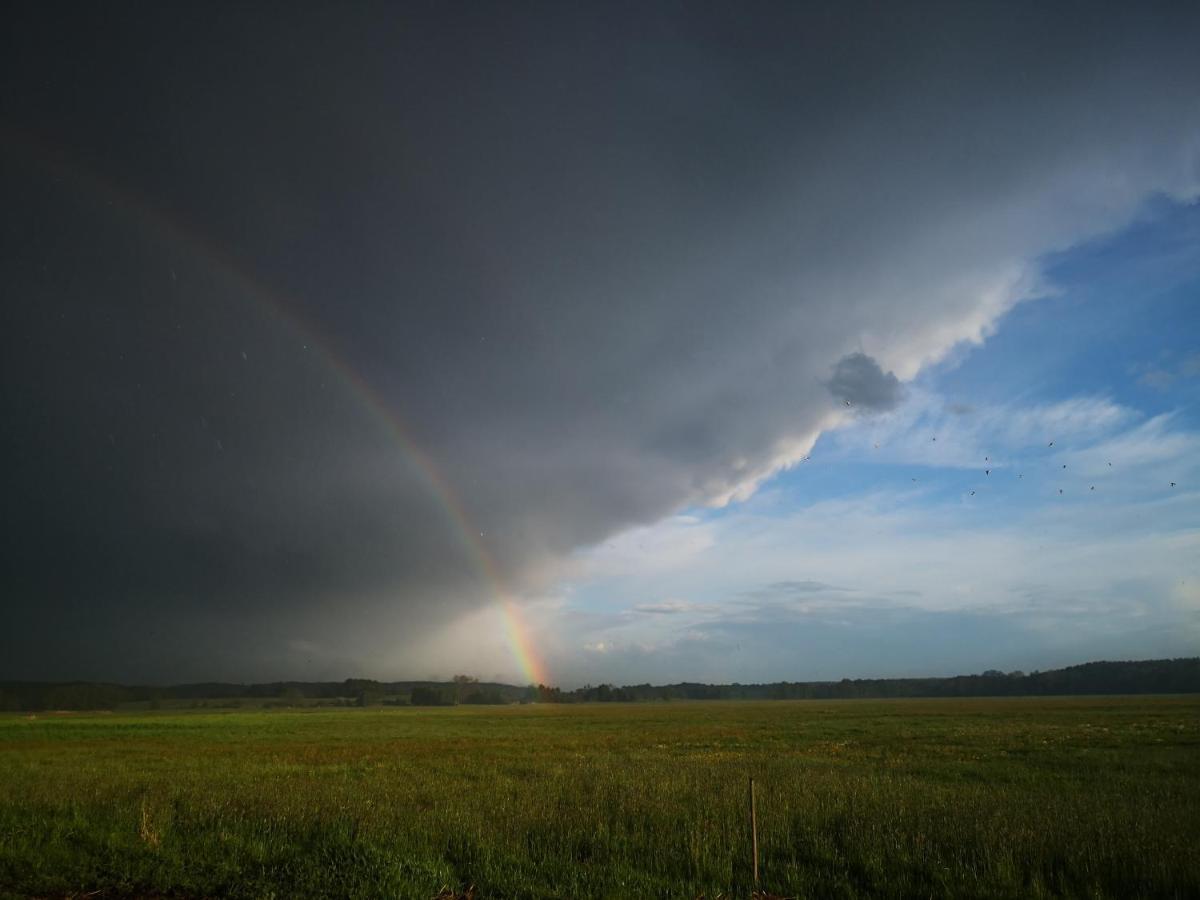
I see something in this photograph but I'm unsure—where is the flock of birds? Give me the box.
[823,398,1181,497]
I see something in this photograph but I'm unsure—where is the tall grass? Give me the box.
[1,697,1197,898]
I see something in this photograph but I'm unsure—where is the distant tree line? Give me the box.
[546,658,1200,702]
[1,658,1196,711]
[0,677,522,711]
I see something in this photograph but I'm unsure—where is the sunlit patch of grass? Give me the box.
[0,697,1197,898]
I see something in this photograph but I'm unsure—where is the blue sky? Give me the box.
[514,199,1200,686]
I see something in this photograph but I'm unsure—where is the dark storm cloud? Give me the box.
[827,353,904,413]
[2,2,1199,679]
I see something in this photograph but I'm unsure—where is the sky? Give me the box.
[2,2,1198,687]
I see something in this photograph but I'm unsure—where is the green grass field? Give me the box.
[1,696,1197,899]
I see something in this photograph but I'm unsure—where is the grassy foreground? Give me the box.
[0,697,1197,899]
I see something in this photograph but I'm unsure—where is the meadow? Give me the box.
[1,696,1197,899]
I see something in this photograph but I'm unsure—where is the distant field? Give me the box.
[1,697,1197,899]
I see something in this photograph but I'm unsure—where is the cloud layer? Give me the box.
[540,399,1200,685]
[2,3,1199,680]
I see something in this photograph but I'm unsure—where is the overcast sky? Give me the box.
[2,2,1198,685]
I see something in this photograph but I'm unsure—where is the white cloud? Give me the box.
[579,515,716,579]
[830,390,1137,470]
[632,598,706,615]
[1065,413,1199,478]
[542,407,1200,684]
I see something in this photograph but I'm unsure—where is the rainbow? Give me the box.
[2,126,550,687]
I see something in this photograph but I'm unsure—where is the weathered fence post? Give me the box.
[750,776,759,889]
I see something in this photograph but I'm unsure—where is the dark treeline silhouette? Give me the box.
[561,658,1200,702]
[0,678,524,711]
[1,658,1196,711]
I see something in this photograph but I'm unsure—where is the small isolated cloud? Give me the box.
[632,599,694,615]
[828,353,904,412]
[1131,352,1200,390]
[1000,396,1134,447]
[746,580,849,599]
[1065,412,1199,476]
[832,388,1138,471]
[1138,369,1175,390]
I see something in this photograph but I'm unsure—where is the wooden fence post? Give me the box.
[750,776,759,889]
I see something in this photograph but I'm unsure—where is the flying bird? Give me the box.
[844,399,852,407]
[1048,441,1054,446]
[1062,464,1067,469]
[1058,488,1063,494]
[1171,482,1176,487]
[985,469,990,475]
[1090,486,1095,491]
[970,490,976,496]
